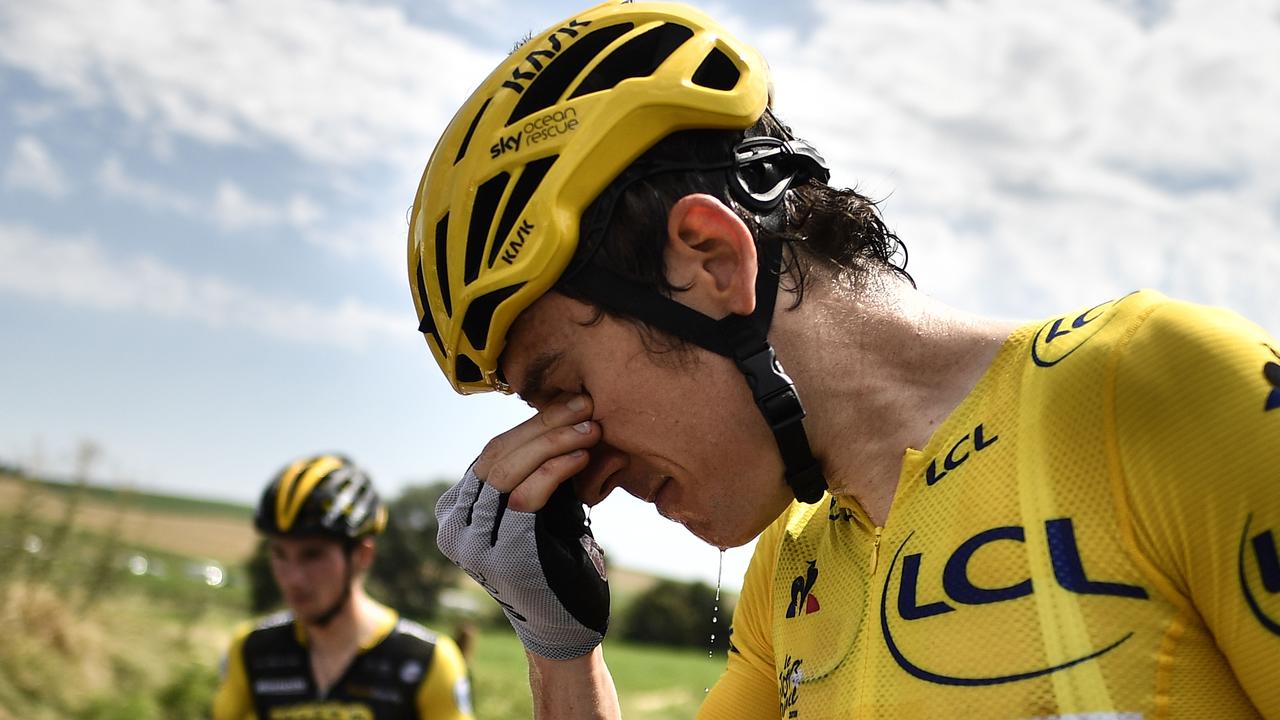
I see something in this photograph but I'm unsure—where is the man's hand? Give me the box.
[436,395,610,660]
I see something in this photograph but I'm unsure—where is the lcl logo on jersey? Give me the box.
[1031,299,1119,367]
[786,561,822,618]
[1238,514,1280,636]
[924,422,999,487]
[880,517,1148,686]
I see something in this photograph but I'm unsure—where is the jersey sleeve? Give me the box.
[1111,300,1280,714]
[698,517,785,720]
[212,624,257,720]
[416,634,475,720]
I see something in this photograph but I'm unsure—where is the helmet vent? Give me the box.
[489,155,558,268]
[435,213,452,317]
[415,262,445,356]
[455,354,484,383]
[692,47,740,91]
[467,172,511,284]
[462,282,525,351]
[507,23,634,126]
[454,97,493,164]
[569,23,694,99]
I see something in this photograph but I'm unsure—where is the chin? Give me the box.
[680,517,755,550]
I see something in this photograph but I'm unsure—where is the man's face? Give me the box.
[501,291,794,547]
[268,535,349,621]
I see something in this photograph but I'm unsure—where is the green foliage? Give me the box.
[68,661,216,720]
[246,537,281,613]
[620,578,734,650]
[76,693,156,720]
[156,662,221,719]
[367,481,460,619]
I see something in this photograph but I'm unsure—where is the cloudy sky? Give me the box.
[2,0,1277,587]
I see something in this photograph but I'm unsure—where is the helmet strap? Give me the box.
[563,234,825,504]
[560,132,831,504]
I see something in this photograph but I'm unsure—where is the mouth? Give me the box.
[649,475,675,517]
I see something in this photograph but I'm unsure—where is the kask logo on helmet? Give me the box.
[499,220,535,265]
[502,18,592,94]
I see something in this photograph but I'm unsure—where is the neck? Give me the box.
[303,586,388,654]
[771,270,1021,524]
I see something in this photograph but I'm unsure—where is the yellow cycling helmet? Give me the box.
[408,0,771,394]
[254,454,388,541]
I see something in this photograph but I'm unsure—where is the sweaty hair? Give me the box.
[555,111,912,325]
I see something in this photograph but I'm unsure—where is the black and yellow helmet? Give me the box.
[408,0,771,394]
[254,454,388,540]
[408,1,831,504]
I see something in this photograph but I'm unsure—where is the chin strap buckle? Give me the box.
[735,345,826,504]
[736,345,804,431]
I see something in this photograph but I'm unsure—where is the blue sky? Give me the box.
[2,0,1278,587]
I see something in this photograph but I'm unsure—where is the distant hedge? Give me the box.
[620,578,733,650]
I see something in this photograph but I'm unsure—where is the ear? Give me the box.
[664,194,758,319]
[351,538,376,574]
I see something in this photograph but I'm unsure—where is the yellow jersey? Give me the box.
[212,610,474,720]
[702,291,1280,719]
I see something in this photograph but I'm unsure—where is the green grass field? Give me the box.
[5,473,253,520]
[0,469,735,719]
[468,627,728,719]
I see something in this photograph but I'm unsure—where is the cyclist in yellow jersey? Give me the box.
[213,454,474,720]
[408,1,1280,717]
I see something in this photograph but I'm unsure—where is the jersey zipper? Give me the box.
[853,525,885,720]
[870,526,883,574]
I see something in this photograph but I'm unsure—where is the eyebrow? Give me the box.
[516,350,565,406]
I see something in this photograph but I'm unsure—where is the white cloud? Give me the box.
[306,204,414,280]
[97,157,197,215]
[3,135,69,197]
[12,101,62,127]
[748,0,1280,333]
[0,0,496,168]
[96,157,324,234]
[212,181,323,233]
[0,222,404,349]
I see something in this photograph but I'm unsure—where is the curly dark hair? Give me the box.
[555,111,911,332]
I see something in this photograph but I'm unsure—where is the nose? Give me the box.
[572,441,629,506]
[272,558,306,591]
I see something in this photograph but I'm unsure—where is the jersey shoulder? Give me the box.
[241,610,300,654]
[1025,289,1167,370]
[383,617,443,660]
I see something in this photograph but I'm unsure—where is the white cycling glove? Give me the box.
[436,465,609,659]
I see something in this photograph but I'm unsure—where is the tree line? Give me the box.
[246,481,734,650]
